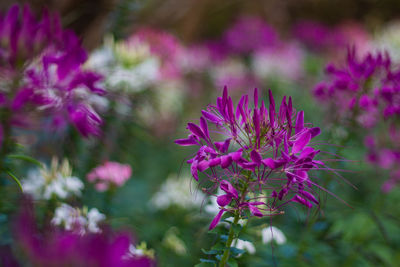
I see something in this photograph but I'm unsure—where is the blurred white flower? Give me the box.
[86,36,161,93]
[375,21,400,61]
[22,158,83,200]
[252,43,304,81]
[52,203,105,234]
[124,242,155,259]
[150,173,205,210]
[261,226,287,245]
[233,239,256,256]
[108,58,160,92]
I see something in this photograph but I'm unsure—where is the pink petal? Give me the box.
[209,209,225,230]
[217,194,232,206]
[292,130,311,154]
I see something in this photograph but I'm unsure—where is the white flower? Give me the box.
[87,208,106,233]
[22,169,46,198]
[375,21,400,61]
[51,204,105,234]
[124,242,155,259]
[150,173,205,210]
[233,239,256,256]
[22,158,84,200]
[261,226,286,245]
[108,58,160,92]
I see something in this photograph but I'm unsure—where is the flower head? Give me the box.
[22,158,83,200]
[52,204,106,235]
[0,4,106,138]
[176,87,327,229]
[87,161,132,191]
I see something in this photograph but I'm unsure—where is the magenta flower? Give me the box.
[176,86,330,230]
[313,47,395,127]
[0,4,62,70]
[87,162,132,191]
[314,47,400,191]
[0,4,106,138]
[293,20,346,52]
[223,16,278,55]
[14,199,155,267]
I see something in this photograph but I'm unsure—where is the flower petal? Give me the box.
[292,130,311,154]
[209,209,225,230]
[217,194,232,206]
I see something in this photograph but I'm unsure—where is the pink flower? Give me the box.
[87,162,132,191]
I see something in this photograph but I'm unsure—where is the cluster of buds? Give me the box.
[176,87,325,229]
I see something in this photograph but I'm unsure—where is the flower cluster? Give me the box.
[150,172,205,210]
[86,29,186,136]
[314,47,400,191]
[0,4,60,69]
[15,200,155,267]
[52,203,106,234]
[176,87,324,230]
[0,4,106,138]
[293,20,371,54]
[22,158,83,200]
[87,161,132,191]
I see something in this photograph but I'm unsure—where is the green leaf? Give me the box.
[229,247,245,257]
[211,243,225,251]
[5,170,23,192]
[199,258,216,263]
[219,235,228,242]
[202,248,222,255]
[7,154,43,168]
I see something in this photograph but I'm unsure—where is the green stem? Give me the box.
[219,211,240,267]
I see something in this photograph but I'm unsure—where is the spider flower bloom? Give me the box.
[87,162,132,191]
[176,86,327,229]
[0,4,106,138]
[13,36,106,137]
[0,4,62,69]
[313,47,398,128]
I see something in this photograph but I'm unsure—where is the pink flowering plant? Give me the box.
[176,86,338,266]
[87,161,132,192]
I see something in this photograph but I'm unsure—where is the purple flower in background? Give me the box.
[313,47,395,127]
[293,20,335,51]
[223,16,278,55]
[14,199,155,267]
[176,86,335,229]
[0,4,62,70]
[315,47,400,191]
[87,162,132,191]
[293,20,347,52]
[132,28,183,80]
[0,4,107,138]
